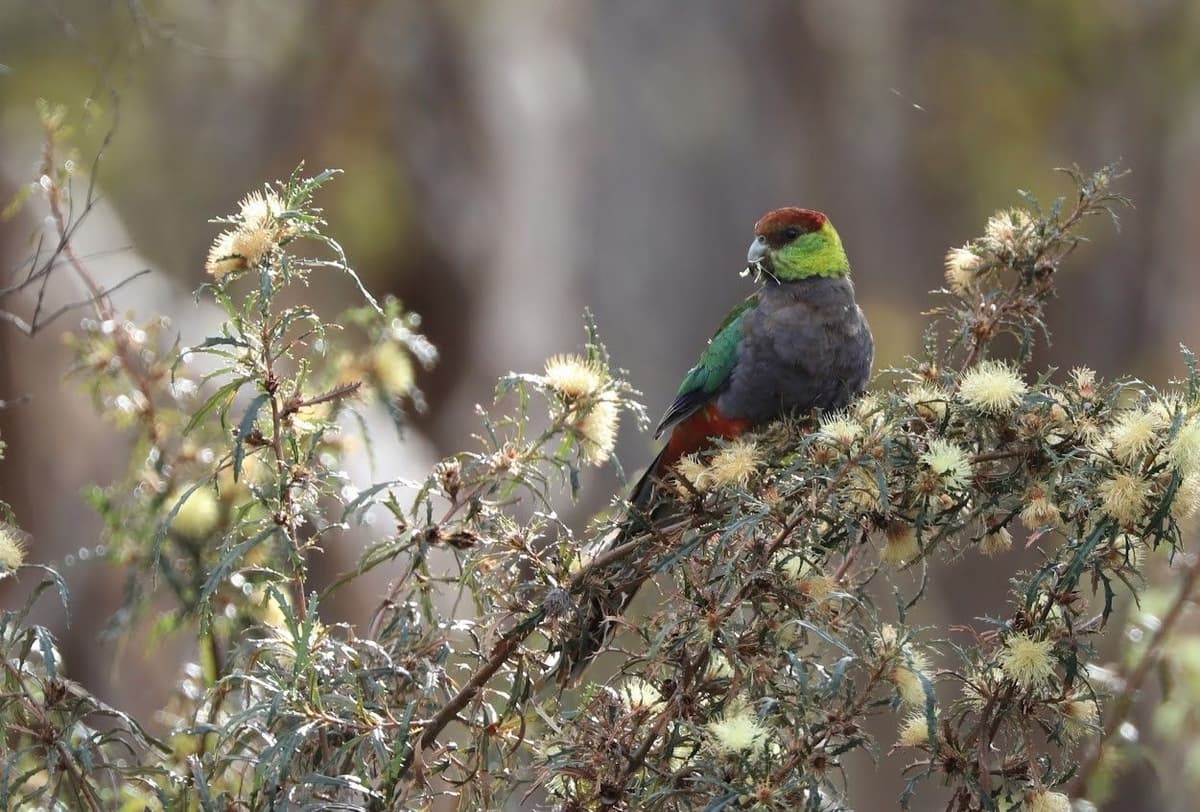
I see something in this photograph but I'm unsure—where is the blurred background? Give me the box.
[2,1,1199,808]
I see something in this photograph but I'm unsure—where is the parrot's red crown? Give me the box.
[754,208,829,241]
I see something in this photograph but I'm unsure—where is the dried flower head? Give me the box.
[897,713,933,747]
[958,361,1026,414]
[1020,482,1062,530]
[708,439,760,488]
[944,245,982,295]
[921,439,972,490]
[205,230,245,278]
[231,225,277,268]
[543,354,606,400]
[1098,472,1150,525]
[998,632,1056,690]
[706,706,770,756]
[0,524,26,576]
[705,652,734,681]
[984,208,1033,253]
[844,466,884,513]
[1061,696,1100,740]
[238,189,287,232]
[575,394,619,466]
[1107,409,1162,465]
[1070,366,1097,397]
[1025,789,1071,812]
[882,520,920,567]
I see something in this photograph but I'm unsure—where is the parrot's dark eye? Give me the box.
[783,227,801,240]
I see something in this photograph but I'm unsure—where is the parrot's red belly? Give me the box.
[659,404,752,472]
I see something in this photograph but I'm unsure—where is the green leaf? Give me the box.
[234,393,270,481]
[183,377,250,436]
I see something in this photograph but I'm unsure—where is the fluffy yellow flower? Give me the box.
[1061,696,1100,740]
[1169,417,1200,478]
[708,439,760,487]
[542,354,606,400]
[0,524,26,576]
[1025,789,1071,812]
[231,225,277,268]
[1172,473,1200,520]
[906,384,950,423]
[921,439,972,490]
[205,230,245,278]
[168,486,220,539]
[238,189,287,232]
[944,245,982,295]
[1098,472,1150,525]
[706,707,770,756]
[984,208,1033,252]
[979,525,1013,556]
[372,342,415,396]
[958,361,1026,414]
[1070,366,1097,397]
[575,394,619,466]
[998,632,1056,690]
[891,648,932,706]
[620,678,665,713]
[897,713,933,747]
[817,412,863,447]
[676,453,713,493]
[882,520,920,567]
[1107,409,1162,465]
[844,466,883,512]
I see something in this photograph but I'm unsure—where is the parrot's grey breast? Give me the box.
[717,277,873,425]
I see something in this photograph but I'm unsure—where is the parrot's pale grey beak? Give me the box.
[747,235,769,264]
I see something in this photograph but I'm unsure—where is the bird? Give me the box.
[553,207,874,683]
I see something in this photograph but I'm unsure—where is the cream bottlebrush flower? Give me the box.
[882,520,920,567]
[1025,790,1071,812]
[1020,481,1061,530]
[676,453,713,493]
[1070,366,1098,398]
[705,651,734,681]
[891,648,932,706]
[984,208,1033,253]
[1168,416,1200,477]
[231,225,278,268]
[168,486,220,539]
[708,439,759,487]
[620,678,665,713]
[238,189,287,232]
[944,245,982,295]
[1172,473,1200,519]
[906,384,950,423]
[1106,409,1163,465]
[542,353,606,400]
[921,439,972,490]
[1061,696,1100,740]
[998,632,1056,690]
[706,706,770,756]
[844,466,884,512]
[575,394,620,466]
[979,525,1013,556]
[897,713,933,747]
[205,230,245,278]
[372,342,415,397]
[0,524,26,576]
[958,360,1027,414]
[817,412,863,447]
[1098,472,1150,525]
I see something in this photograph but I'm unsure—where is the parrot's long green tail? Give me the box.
[550,449,668,685]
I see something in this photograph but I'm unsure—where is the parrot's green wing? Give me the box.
[654,293,758,438]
